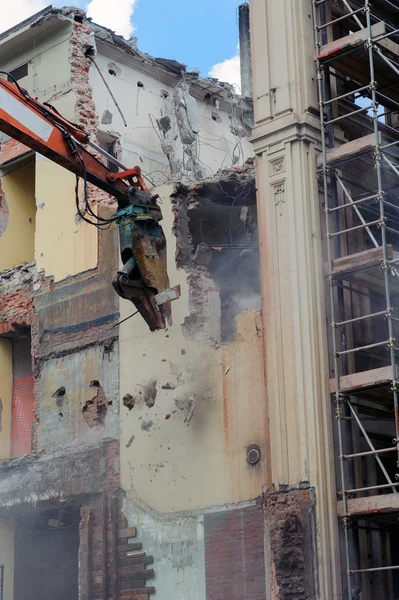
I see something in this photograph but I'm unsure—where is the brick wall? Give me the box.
[11,375,34,456]
[204,502,266,600]
[79,441,155,600]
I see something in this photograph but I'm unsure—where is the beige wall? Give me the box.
[0,342,12,459]
[0,517,14,599]
[0,161,36,270]
[35,157,98,281]
[250,0,340,595]
[119,185,268,513]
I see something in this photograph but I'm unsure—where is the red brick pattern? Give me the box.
[204,503,266,600]
[0,288,34,336]
[0,138,30,165]
[11,375,34,457]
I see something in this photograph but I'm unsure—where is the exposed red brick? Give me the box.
[264,486,318,600]
[0,138,30,165]
[205,502,266,600]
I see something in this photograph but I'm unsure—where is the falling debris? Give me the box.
[126,435,135,448]
[162,383,176,390]
[143,380,157,408]
[141,421,153,432]
[123,393,136,410]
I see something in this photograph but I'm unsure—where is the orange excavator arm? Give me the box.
[0,75,178,330]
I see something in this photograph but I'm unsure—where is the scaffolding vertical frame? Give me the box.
[313,0,399,597]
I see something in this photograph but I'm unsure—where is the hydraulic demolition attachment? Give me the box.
[0,74,179,330]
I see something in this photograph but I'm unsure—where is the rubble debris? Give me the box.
[123,393,136,410]
[126,434,135,448]
[141,420,153,432]
[162,383,176,390]
[157,115,172,133]
[101,109,113,124]
[175,397,195,424]
[143,379,157,408]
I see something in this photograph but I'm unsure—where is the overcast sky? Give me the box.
[1,0,242,90]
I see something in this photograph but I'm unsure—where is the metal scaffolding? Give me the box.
[313,0,399,597]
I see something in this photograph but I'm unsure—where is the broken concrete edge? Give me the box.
[0,5,252,113]
[170,161,258,346]
[0,437,119,508]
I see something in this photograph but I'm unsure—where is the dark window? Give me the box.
[8,63,28,82]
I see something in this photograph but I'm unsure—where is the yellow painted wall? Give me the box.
[0,162,36,270]
[35,157,98,281]
[0,342,12,459]
[0,518,14,600]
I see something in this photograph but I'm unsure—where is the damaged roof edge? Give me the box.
[0,5,252,110]
[0,5,53,42]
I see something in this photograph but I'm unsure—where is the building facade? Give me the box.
[251,0,399,598]
[0,5,268,600]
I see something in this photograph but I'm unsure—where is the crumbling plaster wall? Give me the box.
[119,183,268,514]
[123,497,206,600]
[37,344,119,450]
[90,49,253,185]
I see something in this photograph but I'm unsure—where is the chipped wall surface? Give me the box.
[119,184,268,513]
[37,344,119,450]
[0,518,14,600]
[0,162,36,271]
[123,495,206,600]
[0,342,12,459]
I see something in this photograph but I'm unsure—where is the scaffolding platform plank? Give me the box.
[331,245,399,295]
[315,22,386,62]
[322,31,399,110]
[317,133,380,168]
[337,492,399,517]
[330,365,393,395]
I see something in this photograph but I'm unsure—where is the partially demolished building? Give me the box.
[4,0,399,598]
[0,6,266,600]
